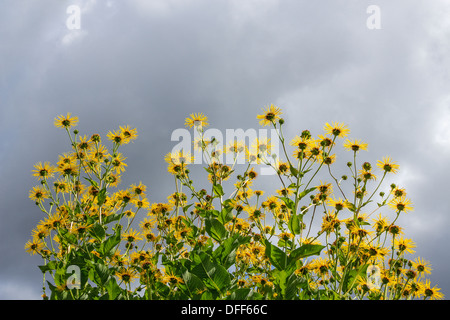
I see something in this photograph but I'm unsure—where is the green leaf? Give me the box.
[201,291,214,300]
[276,196,295,211]
[182,269,206,298]
[213,234,250,269]
[195,208,208,218]
[275,270,304,299]
[39,261,57,273]
[347,202,357,213]
[288,244,325,267]
[74,203,81,215]
[284,273,305,300]
[218,206,233,225]
[105,277,121,300]
[209,209,220,218]
[204,167,213,174]
[57,228,78,245]
[100,228,121,257]
[342,264,369,293]
[213,185,225,197]
[191,251,231,293]
[228,288,251,300]
[54,265,67,287]
[97,188,107,206]
[104,213,123,224]
[84,177,98,188]
[205,218,227,242]
[89,223,106,241]
[288,213,301,235]
[88,262,110,286]
[227,288,262,300]
[277,238,292,249]
[47,281,59,300]
[297,187,317,201]
[183,203,194,213]
[264,239,287,271]
[288,183,298,189]
[289,165,299,177]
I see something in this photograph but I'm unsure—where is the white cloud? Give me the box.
[228,0,279,25]
[81,0,98,13]
[0,280,41,300]
[392,162,424,190]
[431,96,450,152]
[130,0,197,16]
[61,29,88,46]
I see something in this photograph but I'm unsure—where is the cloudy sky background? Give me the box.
[1,0,450,299]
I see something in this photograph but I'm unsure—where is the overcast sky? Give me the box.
[1,0,450,299]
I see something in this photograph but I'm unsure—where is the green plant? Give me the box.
[26,107,443,300]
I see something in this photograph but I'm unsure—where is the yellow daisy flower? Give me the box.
[421,279,444,300]
[115,268,138,284]
[324,122,350,138]
[377,156,400,174]
[122,229,143,243]
[32,162,56,180]
[120,125,138,144]
[394,237,416,254]
[343,139,368,152]
[54,113,78,129]
[29,186,49,203]
[412,257,432,277]
[107,129,125,144]
[388,196,413,213]
[257,104,282,126]
[185,113,209,128]
[24,239,44,256]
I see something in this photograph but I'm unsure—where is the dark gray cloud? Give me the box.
[1,0,449,299]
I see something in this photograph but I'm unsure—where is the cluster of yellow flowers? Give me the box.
[26,108,443,300]
[160,105,442,300]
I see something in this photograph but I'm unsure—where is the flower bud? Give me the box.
[91,134,101,142]
[362,162,371,170]
[301,130,311,140]
[405,269,417,279]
